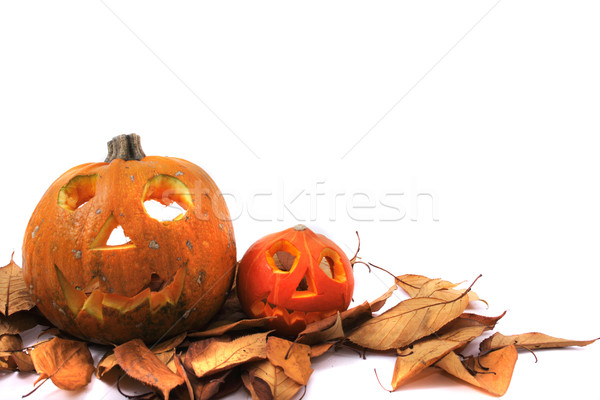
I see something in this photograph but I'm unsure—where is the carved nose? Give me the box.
[89,214,135,250]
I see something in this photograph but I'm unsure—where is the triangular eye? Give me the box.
[319,256,335,279]
[272,251,296,271]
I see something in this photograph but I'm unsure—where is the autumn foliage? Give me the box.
[1,253,598,399]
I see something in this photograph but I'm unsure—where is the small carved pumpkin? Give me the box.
[236,225,354,335]
[22,134,236,344]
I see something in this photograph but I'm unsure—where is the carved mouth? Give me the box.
[249,298,336,327]
[55,265,186,324]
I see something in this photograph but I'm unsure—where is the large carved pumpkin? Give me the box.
[22,134,236,344]
[237,225,354,335]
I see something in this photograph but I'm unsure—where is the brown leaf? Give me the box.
[348,290,470,351]
[369,284,398,312]
[188,317,275,338]
[29,337,94,391]
[173,355,194,400]
[0,350,34,371]
[0,255,36,316]
[95,350,119,379]
[266,336,312,385]
[242,370,273,400]
[391,312,503,390]
[392,339,466,390]
[396,274,485,305]
[114,338,184,400]
[185,368,242,400]
[244,360,302,400]
[310,342,334,358]
[480,332,599,352]
[436,312,506,342]
[0,311,39,335]
[0,333,22,351]
[149,332,187,353]
[296,312,344,345]
[190,332,269,378]
[435,345,518,396]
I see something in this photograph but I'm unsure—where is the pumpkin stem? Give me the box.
[105,134,146,162]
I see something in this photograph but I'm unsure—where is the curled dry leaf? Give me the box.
[480,332,599,352]
[0,333,22,351]
[396,274,486,305]
[190,332,269,378]
[97,333,186,380]
[242,371,273,400]
[266,336,313,385]
[114,338,184,400]
[29,337,94,391]
[369,283,398,312]
[296,312,344,345]
[0,255,36,316]
[0,311,39,336]
[348,289,470,351]
[96,350,118,379]
[391,312,505,390]
[149,332,187,353]
[310,342,334,358]
[435,345,518,397]
[188,317,275,339]
[244,360,302,400]
[184,368,242,400]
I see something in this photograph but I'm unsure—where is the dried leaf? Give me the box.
[29,337,94,390]
[149,332,187,353]
[155,349,177,373]
[190,332,269,378]
[370,283,398,312]
[392,339,466,390]
[396,274,485,305]
[310,342,334,358]
[242,371,273,400]
[114,338,184,400]
[96,350,119,379]
[188,317,275,338]
[480,332,599,352]
[0,350,34,371]
[0,311,39,335]
[267,336,312,385]
[296,312,344,345]
[173,355,194,400]
[296,302,373,345]
[437,312,505,342]
[185,368,242,400]
[348,290,470,351]
[244,360,302,400]
[435,346,518,396]
[0,255,36,316]
[391,312,503,390]
[0,333,22,351]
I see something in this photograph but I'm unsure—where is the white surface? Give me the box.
[1,1,599,399]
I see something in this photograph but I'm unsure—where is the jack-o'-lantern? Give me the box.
[237,225,354,335]
[22,134,236,344]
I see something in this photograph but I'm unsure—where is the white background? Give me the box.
[1,1,599,399]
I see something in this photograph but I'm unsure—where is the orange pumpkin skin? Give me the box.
[237,225,354,336]
[22,136,236,344]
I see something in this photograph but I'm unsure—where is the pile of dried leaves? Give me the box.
[1,255,597,399]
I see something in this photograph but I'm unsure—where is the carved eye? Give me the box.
[318,249,347,282]
[57,175,98,211]
[267,241,299,273]
[142,175,193,222]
